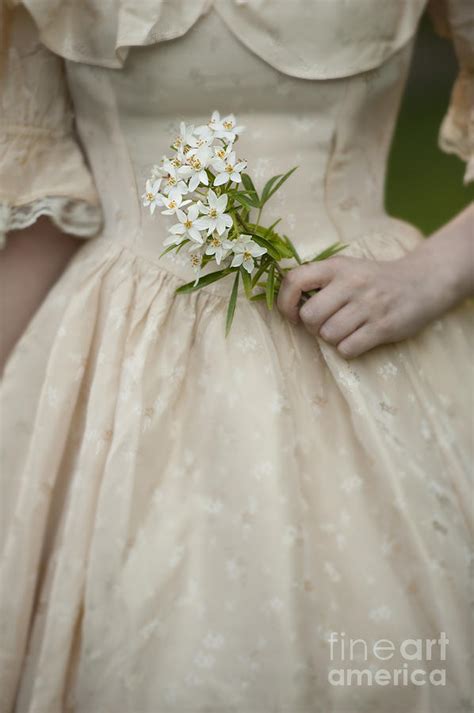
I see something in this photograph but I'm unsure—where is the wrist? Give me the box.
[406,233,473,313]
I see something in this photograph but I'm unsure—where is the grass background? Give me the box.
[385,12,473,236]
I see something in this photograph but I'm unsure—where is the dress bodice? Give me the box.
[65,4,421,285]
[1,0,472,275]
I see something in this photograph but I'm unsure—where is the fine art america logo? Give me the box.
[328,632,449,687]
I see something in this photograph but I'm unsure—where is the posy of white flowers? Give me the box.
[142,110,345,334]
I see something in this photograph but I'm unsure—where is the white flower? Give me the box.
[172,121,197,151]
[151,155,176,177]
[195,111,223,142]
[166,204,207,245]
[205,230,234,265]
[142,179,162,214]
[187,132,214,152]
[160,188,191,221]
[215,113,245,142]
[179,145,213,192]
[160,163,188,196]
[198,190,233,236]
[196,111,244,143]
[213,151,247,186]
[230,234,267,273]
[188,243,205,284]
[213,143,232,163]
[193,123,215,145]
[150,165,162,181]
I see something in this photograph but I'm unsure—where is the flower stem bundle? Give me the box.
[142,111,346,334]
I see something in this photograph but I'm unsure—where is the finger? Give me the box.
[336,323,384,359]
[298,285,349,336]
[277,262,335,324]
[318,302,367,345]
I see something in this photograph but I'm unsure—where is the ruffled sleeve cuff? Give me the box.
[1,5,103,248]
[0,127,103,248]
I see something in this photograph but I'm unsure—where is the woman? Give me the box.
[1,0,472,711]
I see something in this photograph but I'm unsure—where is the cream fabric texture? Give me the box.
[1,1,473,712]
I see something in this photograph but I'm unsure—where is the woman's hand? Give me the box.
[277,204,474,359]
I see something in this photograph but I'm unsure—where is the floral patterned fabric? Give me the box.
[0,1,473,712]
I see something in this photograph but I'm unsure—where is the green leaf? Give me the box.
[251,255,271,287]
[264,218,281,237]
[241,173,258,197]
[266,166,298,203]
[227,189,257,199]
[159,239,189,259]
[225,270,240,336]
[159,243,178,258]
[260,174,282,205]
[250,292,266,301]
[261,166,298,206]
[310,242,347,262]
[241,267,253,299]
[240,174,260,208]
[266,263,275,310]
[245,223,293,260]
[283,234,302,264]
[233,192,260,209]
[251,235,282,261]
[176,267,233,294]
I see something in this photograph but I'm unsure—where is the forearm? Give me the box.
[0,217,83,374]
[407,203,474,309]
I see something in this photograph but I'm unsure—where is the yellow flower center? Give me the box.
[146,192,154,202]
[211,237,221,247]
[225,164,234,173]
[183,144,191,154]
[191,157,202,170]
[209,208,218,218]
[171,158,181,167]
[223,120,233,130]
[243,250,252,261]
[184,219,193,229]
[168,200,177,209]
[191,254,201,267]
[167,176,176,185]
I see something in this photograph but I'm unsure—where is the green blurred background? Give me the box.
[386,11,473,236]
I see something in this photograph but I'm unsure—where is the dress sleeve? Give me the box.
[428,0,474,184]
[0,5,103,249]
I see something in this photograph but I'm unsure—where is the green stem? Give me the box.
[274,262,286,279]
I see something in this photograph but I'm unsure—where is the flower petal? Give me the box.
[243,257,255,273]
[189,228,204,243]
[216,194,228,211]
[213,173,228,187]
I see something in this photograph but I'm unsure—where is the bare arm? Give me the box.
[0,217,84,374]
[277,203,474,358]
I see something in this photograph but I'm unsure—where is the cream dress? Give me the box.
[1,1,473,711]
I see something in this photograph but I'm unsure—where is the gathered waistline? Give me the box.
[80,222,423,299]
